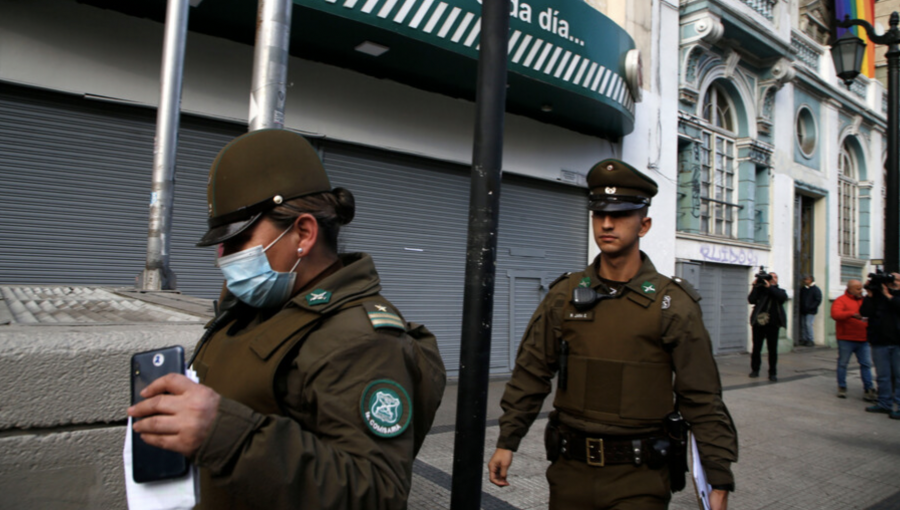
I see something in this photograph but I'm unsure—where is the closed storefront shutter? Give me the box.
[697,262,749,354]
[322,142,587,375]
[0,83,588,374]
[0,84,242,298]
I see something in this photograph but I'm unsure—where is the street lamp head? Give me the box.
[831,31,867,88]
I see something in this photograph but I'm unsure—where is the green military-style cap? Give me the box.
[586,159,658,212]
[197,129,332,247]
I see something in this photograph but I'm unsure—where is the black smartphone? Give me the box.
[130,345,189,483]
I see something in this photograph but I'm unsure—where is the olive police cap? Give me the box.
[197,129,332,247]
[586,159,658,212]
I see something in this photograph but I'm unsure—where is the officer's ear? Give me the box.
[293,213,320,256]
[638,214,652,238]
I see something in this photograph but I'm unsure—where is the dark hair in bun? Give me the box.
[267,188,356,255]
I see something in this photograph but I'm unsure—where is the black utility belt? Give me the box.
[560,428,670,468]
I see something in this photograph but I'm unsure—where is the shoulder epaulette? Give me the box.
[362,301,407,331]
[549,272,573,289]
[670,276,702,302]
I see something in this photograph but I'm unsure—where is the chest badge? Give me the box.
[305,289,332,306]
[579,277,592,288]
[566,311,594,321]
[641,281,656,294]
[360,379,412,438]
[662,295,672,310]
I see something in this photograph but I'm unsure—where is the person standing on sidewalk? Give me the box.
[487,160,737,510]
[830,280,876,401]
[748,270,788,382]
[799,275,822,347]
[860,273,900,420]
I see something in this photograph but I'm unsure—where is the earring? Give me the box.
[297,247,304,260]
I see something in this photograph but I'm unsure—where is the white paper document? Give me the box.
[690,433,712,510]
[122,369,200,510]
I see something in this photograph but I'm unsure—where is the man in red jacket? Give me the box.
[831,280,876,401]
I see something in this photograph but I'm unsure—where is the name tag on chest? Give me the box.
[566,311,594,321]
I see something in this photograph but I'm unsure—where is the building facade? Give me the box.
[675,0,887,353]
[0,0,682,375]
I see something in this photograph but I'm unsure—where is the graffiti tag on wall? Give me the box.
[699,245,760,266]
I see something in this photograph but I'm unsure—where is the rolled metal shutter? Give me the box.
[698,263,749,354]
[321,142,587,375]
[0,84,242,298]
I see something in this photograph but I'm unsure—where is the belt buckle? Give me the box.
[586,438,605,467]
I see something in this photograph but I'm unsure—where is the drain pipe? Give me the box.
[141,0,190,291]
[249,0,293,131]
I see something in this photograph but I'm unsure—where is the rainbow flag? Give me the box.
[835,0,876,78]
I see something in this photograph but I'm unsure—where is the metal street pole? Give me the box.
[449,0,510,508]
[141,0,190,291]
[249,0,293,131]
[837,13,900,272]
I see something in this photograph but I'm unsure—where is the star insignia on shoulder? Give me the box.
[375,304,388,312]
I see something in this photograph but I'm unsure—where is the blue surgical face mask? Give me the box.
[217,225,301,309]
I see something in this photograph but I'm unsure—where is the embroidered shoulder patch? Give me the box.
[360,379,412,438]
[305,289,332,306]
[363,302,406,331]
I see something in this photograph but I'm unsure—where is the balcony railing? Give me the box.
[850,77,867,100]
[791,34,820,71]
[741,0,776,20]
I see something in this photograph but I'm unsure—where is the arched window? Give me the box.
[838,141,859,258]
[702,83,736,133]
[698,82,738,237]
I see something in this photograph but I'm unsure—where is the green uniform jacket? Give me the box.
[192,253,446,509]
[497,253,738,487]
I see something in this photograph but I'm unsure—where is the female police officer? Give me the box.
[128,129,446,510]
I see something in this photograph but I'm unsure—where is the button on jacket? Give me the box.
[497,252,738,487]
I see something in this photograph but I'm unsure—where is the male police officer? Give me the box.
[488,160,737,509]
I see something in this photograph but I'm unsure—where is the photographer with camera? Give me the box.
[748,268,788,382]
[860,270,900,419]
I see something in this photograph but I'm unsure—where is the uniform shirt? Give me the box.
[192,253,445,510]
[497,252,738,487]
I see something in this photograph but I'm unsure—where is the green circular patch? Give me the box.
[360,379,412,438]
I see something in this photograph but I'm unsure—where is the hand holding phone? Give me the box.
[128,348,220,479]
[130,346,188,483]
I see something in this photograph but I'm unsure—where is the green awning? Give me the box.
[78,0,638,137]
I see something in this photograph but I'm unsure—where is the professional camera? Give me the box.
[867,268,895,289]
[754,266,773,287]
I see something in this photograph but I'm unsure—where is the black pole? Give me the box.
[449,0,509,508]
[885,21,900,273]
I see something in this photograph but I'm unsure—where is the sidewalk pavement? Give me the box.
[409,347,900,510]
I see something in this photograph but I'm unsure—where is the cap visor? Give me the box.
[196,212,263,247]
[589,200,648,212]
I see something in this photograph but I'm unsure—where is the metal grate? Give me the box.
[0,286,207,324]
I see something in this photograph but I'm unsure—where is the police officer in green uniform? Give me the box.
[128,129,446,509]
[488,160,737,510]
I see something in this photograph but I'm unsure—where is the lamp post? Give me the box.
[833,13,900,272]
